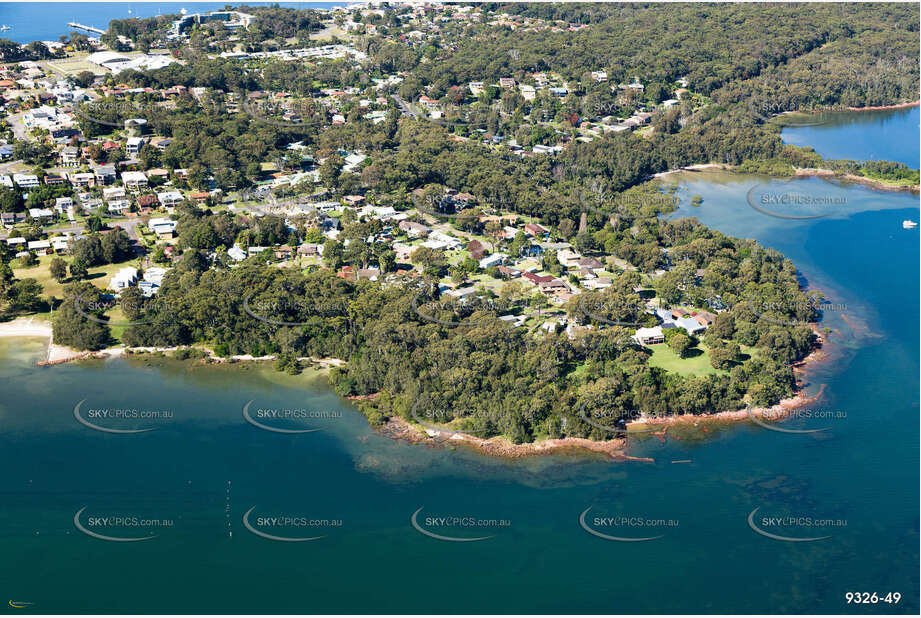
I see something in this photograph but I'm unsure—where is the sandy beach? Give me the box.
[0,317,52,338]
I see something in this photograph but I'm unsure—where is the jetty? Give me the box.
[67,22,107,35]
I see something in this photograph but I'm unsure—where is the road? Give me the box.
[391,94,419,119]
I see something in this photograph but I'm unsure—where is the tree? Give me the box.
[50,257,68,283]
[100,228,133,263]
[319,154,344,190]
[69,258,88,281]
[668,332,693,358]
[709,342,740,370]
[52,282,110,350]
[7,278,42,313]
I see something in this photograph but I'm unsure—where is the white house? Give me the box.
[107,199,131,214]
[110,266,139,291]
[677,316,707,335]
[125,136,146,155]
[28,207,54,220]
[13,174,40,188]
[157,191,184,206]
[55,197,74,213]
[27,239,52,255]
[121,171,148,191]
[479,253,508,269]
[633,326,665,345]
[148,217,177,236]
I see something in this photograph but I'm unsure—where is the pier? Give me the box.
[67,22,107,35]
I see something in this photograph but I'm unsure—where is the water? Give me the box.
[781,106,920,168]
[0,2,342,44]
[0,117,919,614]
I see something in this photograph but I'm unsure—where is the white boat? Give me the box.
[902,220,917,229]
[0,25,10,32]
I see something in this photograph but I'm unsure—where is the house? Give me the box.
[121,171,148,190]
[398,220,430,238]
[498,265,521,278]
[1,212,24,227]
[44,173,66,186]
[110,266,139,291]
[55,197,74,213]
[445,286,476,299]
[524,223,549,237]
[13,173,39,188]
[0,175,12,188]
[27,239,51,255]
[590,71,608,82]
[522,272,554,285]
[93,165,117,185]
[693,311,716,326]
[556,248,582,268]
[356,267,381,281]
[148,219,177,238]
[28,207,54,220]
[498,77,516,88]
[157,191,184,206]
[577,257,604,270]
[68,171,95,188]
[60,146,81,166]
[190,191,209,204]
[538,278,569,294]
[125,136,145,155]
[336,265,355,281]
[5,237,26,248]
[297,243,322,257]
[633,326,665,346]
[274,245,294,260]
[676,316,706,335]
[107,199,131,214]
[103,187,126,201]
[479,253,508,269]
[51,234,80,253]
[518,84,536,101]
[137,194,159,209]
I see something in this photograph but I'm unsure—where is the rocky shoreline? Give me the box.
[375,326,831,460]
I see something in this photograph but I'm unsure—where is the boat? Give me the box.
[0,25,10,32]
[902,220,917,229]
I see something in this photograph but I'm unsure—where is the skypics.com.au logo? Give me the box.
[242,400,341,434]
[73,506,173,542]
[73,399,173,434]
[242,506,341,542]
[579,506,678,542]
[410,506,510,542]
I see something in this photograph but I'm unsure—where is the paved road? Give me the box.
[391,94,419,118]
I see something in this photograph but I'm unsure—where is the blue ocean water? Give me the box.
[782,106,920,168]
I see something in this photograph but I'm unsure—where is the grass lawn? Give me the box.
[646,342,727,377]
[14,255,142,299]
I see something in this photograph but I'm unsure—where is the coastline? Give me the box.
[0,319,346,368]
[5,317,832,460]
[792,167,920,193]
[379,327,830,460]
[846,100,920,112]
